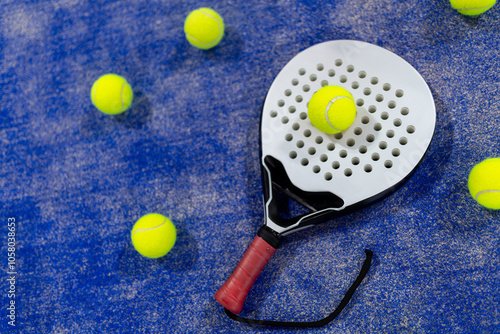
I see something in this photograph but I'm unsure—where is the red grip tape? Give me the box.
[215,235,277,314]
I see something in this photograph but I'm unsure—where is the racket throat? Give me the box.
[263,155,344,231]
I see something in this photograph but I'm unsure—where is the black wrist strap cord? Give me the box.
[224,249,373,328]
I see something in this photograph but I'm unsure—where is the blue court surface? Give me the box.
[1,1,499,333]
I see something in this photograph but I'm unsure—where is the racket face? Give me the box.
[261,40,436,235]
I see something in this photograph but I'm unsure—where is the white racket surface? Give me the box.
[261,40,436,235]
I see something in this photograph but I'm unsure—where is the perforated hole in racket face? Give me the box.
[261,40,436,235]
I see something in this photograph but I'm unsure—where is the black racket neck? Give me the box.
[257,226,281,248]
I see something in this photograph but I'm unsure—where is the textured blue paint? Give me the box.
[0,1,499,333]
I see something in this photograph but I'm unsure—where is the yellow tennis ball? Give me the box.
[90,74,133,115]
[308,86,356,134]
[131,213,177,258]
[468,158,500,210]
[450,0,496,16]
[184,7,224,50]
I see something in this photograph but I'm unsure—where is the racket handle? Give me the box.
[215,226,281,314]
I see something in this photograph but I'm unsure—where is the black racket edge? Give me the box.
[224,249,374,328]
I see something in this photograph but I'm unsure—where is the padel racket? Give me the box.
[215,40,436,315]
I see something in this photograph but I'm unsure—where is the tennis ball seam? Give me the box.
[325,95,354,132]
[475,189,500,200]
[456,6,492,10]
[450,0,496,15]
[120,82,127,112]
[131,219,169,237]
[185,9,223,48]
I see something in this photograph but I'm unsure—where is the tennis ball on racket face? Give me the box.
[450,0,496,16]
[308,86,356,134]
[131,213,177,258]
[91,74,133,115]
[468,158,500,210]
[184,8,224,50]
